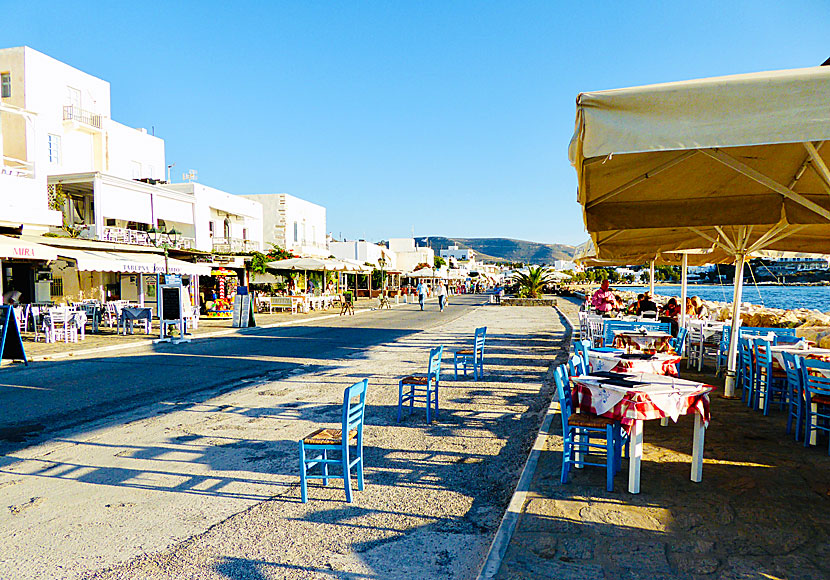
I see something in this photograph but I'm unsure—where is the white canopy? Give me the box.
[569,64,830,397]
[57,248,211,276]
[266,257,361,272]
[0,235,59,261]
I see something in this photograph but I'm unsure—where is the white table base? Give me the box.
[626,415,706,494]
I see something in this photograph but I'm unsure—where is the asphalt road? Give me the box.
[0,295,487,454]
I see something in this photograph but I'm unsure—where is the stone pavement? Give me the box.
[493,300,830,580]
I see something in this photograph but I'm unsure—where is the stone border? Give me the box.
[500,297,558,307]
[475,303,574,580]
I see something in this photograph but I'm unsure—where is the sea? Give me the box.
[619,284,830,311]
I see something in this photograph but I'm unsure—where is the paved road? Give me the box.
[0,295,487,454]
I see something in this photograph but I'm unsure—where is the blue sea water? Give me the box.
[621,284,830,311]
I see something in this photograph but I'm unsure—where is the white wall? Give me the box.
[106,120,165,180]
[388,238,415,253]
[330,241,389,266]
[242,193,326,256]
[165,183,263,253]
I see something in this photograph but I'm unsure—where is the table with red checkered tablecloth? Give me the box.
[587,351,682,377]
[571,372,713,493]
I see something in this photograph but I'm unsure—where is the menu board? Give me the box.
[161,285,182,322]
[0,306,27,365]
[232,294,255,328]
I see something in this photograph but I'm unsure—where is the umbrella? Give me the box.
[2,290,22,304]
[570,64,830,396]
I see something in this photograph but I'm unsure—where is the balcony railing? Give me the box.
[75,225,194,249]
[212,237,259,253]
[2,155,34,178]
[63,105,102,129]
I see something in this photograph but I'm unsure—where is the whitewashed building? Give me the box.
[242,193,327,257]
[329,240,396,269]
[440,245,476,264]
[389,238,434,273]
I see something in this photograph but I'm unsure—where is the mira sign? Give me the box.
[12,246,37,258]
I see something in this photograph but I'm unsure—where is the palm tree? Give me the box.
[514,266,556,298]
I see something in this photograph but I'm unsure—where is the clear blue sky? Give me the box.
[6,1,829,245]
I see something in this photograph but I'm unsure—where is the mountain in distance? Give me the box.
[426,237,576,264]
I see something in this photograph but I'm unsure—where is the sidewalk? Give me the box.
[1,302,567,579]
[491,300,830,580]
[3,297,393,364]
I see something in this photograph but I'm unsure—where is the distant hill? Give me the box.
[425,237,575,264]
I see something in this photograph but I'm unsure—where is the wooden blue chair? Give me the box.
[781,351,804,440]
[738,337,755,407]
[299,379,367,503]
[671,327,688,356]
[454,326,486,380]
[554,364,620,492]
[801,359,830,454]
[567,353,586,377]
[754,338,788,415]
[399,345,443,423]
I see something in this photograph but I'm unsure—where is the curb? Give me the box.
[475,303,574,580]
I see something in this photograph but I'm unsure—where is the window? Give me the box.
[223,217,231,239]
[293,222,298,243]
[209,221,215,238]
[50,278,63,297]
[242,228,248,240]
[131,161,142,179]
[1,73,10,98]
[66,86,81,110]
[47,134,61,164]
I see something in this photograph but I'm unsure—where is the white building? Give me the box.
[389,238,434,273]
[554,259,579,272]
[162,183,262,254]
[242,193,327,257]
[329,240,396,269]
[440,245,476,264]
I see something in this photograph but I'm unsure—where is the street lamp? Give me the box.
[378,255,387,292]
[148,226,181,278]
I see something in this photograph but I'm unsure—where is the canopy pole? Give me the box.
[680,254,688,327]
[649,260,655,296]
[724,252,746,398]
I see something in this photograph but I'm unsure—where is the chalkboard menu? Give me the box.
[0,306,27,365]
[161,285,182,322]
[232,294,255,328]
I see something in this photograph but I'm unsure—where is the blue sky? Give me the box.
[6,1,829,245]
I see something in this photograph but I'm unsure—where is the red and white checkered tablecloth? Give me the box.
[588,351,682,377]
[613,331,674,354]
[571,373,712,432]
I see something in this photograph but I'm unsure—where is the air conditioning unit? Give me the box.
[36,270,53,282]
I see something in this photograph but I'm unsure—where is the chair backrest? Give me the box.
[603,320,671,347]
[474,327,487,353]
[567,354,585,377]
[553,364,573,433]
[573,339,590,366]
[587,317,604,347]
[342,379,368,441]
[801,358,830,403]
[673,326,688,355]
[781,351,802,393]
[640,310,658,319]
[428,345,444,382]
[687,320,704,342]
[753,338,773,371]
[49,307,69,324]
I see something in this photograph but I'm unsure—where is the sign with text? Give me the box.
[0,306,27,365]
[232,294,256,328]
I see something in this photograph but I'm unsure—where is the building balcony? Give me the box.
[212,237,259,253]
[2,155,35,178]
[75,224,195,249]
[63,105,102,131]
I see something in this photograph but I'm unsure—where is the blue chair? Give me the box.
[568,353,586,377]
[671,327,688,356]
[573,339,590,366]
[801,359,830,454]
[454,327,486,380]
[781,351,804,440]
[754,339,788,415]
[554,364,620,492]
[399,345,443,423]
[299,379,367,503]
[738,337,755,407]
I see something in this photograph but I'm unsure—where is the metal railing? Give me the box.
[212,237,259,253]
[63,105,102,129]
[1,155,34,178]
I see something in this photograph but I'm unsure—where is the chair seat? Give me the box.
[568,413,617,428]
[456,349,475,355]
[401,375,429,385]
[810,394,830,405]
[303,427,357,446]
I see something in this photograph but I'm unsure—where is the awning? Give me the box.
[0,235,59,261]
[56,248,211,276]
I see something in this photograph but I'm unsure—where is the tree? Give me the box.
[434,256,447,269]
[514,266,556,298]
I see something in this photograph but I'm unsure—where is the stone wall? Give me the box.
[499,297,557,307]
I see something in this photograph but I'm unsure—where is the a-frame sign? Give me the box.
[0,306,28,366]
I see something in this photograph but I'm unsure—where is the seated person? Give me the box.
[590,280,617,316]
[636,292,658,317]
[628,293,644,314]
[659,297,681,336]
[691,296,709,320]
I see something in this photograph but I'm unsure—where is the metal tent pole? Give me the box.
[649,260,656,296]
[680,253,688,327]
[723,252,746,398]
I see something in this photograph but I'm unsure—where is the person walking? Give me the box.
[437,281,447,312]
[417,280,427,311]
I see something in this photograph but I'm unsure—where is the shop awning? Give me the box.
[0,235,59,261]
[56,248,211,276]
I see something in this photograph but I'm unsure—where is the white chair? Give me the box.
[587,315,604,348]
[103,302,121,328]
[686,320,705,371]
[43,307,78,344]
